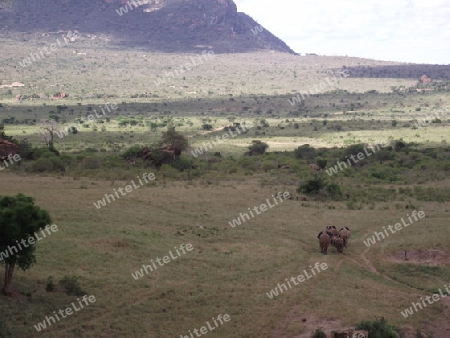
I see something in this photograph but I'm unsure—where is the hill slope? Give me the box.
[0,0,296,54]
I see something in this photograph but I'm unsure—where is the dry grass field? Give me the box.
[1,173,450,337]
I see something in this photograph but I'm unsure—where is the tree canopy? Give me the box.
[247,140,269,156]
[0,194,52,295]
[160,127,189,155]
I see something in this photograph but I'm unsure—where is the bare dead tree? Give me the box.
[39,120,59,155]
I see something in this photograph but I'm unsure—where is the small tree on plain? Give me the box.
[247,140,269,156]
[0,194,52,295]
[160,127,189,157]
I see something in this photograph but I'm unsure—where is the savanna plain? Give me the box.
[1,33,450,338]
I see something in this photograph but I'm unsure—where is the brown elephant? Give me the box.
[326,225,339,237]
[339,227,351,247]
[331,236,344,253]
[317,231,331,255]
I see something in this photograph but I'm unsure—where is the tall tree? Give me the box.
[0,194,52,295]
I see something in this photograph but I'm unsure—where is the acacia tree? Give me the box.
[247,140,269,156]
[159,127,189,157]
[0,194,51,295]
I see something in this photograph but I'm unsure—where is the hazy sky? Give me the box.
[233,0,450,65]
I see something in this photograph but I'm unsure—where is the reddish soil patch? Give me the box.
[389,250,450,266]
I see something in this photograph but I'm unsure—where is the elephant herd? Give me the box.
[317,226,351,254]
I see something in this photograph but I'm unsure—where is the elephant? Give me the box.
[339,227,351,247]
[326,225,339,237]
[317,231,331,255]
[331,236,344,253]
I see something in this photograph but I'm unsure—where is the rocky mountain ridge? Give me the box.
[0,0,296,54]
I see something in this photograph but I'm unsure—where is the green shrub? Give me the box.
[201,123,213,130]
[83,157,102,169]
[368,166,401,182]
[343,143,366,159]
[298,178,326,194]
[356,317,398,338]
[294,144,316,160]
[40,150,57,159]
[171,157,193,171]
[311,328,326,338]
[46,276,56,292]
[316,158,327,169]
[262,160,278,171]
[326,183,342,198]
[247,140,269,156]
[49,157,65,171]
[122,146,143,159]
[30,158,55,173]
[59,276,86,296]
[239,157,260,171]
[393,139,407,151]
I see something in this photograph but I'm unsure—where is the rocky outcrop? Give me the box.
[1,0,295,54]
[0,140,20,160]
[420,74,433,84]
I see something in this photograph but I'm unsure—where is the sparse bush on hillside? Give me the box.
[311,328,326,338]
[30,157,65,173]
[122,146,142,160]
[294,144,316,160]
[83,157,102,169]
[59,276,86,297]
[201,123,213,130]
[298,176,342,200]
[316,158,327,169]
[46,276,56,292]
[298,177,326,194]
[170,157,193,171]
[356,317,398,338]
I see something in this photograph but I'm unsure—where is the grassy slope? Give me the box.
[1,175,449,337]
